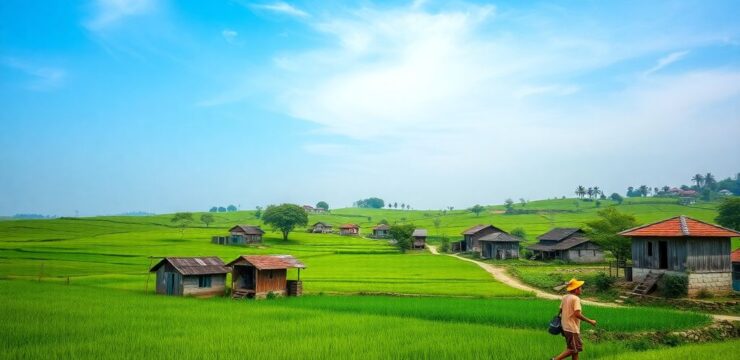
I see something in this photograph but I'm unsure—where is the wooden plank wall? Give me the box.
[256,269,287,294]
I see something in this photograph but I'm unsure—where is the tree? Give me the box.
[662,186,670,193]
[469,204,485,217]
[355,197,385,209]
[261,204,308,240]
[217,206,226,212]
[704,172,717,190]
[200,213,214,227]
[401,203,406,210]
[171,212,194,237]
[394,202,398,209]
[389,224,415,253]
[575,186,586,199]
[519,198,526,207]
[316,201,329,211]
[691,174,704,188]
[439,235,450,253]
[593,186,601,199]
[379,219,389,225]
[406,204,411,210]
[209,207,218,213]
[227,205,237,212]
[504,199,514,213]
[586,187,594,199]
[510,227,526,240]
[716,198,740,231]
[387,203,392,209]
[627,186,635,197]
[609,193,623,204]
[586,208,638,264]
[432,218,441,231]
[653,187,660,196]
[255,206,263,219]
[638,185,649,197]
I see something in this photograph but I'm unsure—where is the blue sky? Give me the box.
[1,0,739,215]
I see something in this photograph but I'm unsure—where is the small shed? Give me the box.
[478,232,522,259]
[310,222,333,234]
[339,224,360,236]
[733,249,740,292]
[411,229,427,249]
[372,224,390,238]
[149,257,229,297]
[620,215,739,297]
[212,225,264,245]
[527,228,604,263]
[227,255,306,298]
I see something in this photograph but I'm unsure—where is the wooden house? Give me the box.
[339,224,360,236]
[149,257,229,297]
[303,205,327,214]
[372,224,390,238]
[227,255,306,299]
[732,249,740,292]
[458,224,521,259]
[620,216,739,297]
[411,229,427,249]
[212,225,264,245]
[527,228,604,263]
[310,222,333,234]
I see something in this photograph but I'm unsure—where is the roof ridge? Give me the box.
[679,215,689,236]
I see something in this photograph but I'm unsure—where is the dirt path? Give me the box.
[427,245,740,320]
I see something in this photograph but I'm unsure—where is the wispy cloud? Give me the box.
[2,58,66,91]
[85,0,158,31]
[250,2,309,18]
[222,29,239,44]
[643,50,690,76]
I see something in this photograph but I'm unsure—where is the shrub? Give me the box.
[659,274,688,298]
[266,291,277,300]
[593,272,615,292]
[520,248,533,259]
[439,236,450,253]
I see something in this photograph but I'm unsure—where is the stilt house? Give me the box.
[411,229,427,249]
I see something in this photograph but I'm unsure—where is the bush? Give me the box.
[439,236,450,253]
[266,291,277,300]
[593,272,615,292]
[520,248,533,259]
[659,274,688,298]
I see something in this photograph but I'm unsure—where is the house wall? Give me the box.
[182,274,226,297]
[482,241,519,259]
[632,267,731,297]
[256,269,287,296]
[155,263,183,295]
[465,227,498,252]
[562,242,604,263]
[632,237,731,273]
[412,237,426,249]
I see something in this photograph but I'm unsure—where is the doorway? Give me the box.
[658,241,668,269]
[167,273,175,295]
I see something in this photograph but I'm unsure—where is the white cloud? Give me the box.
[643,50,690,76]
[2,58,66,91]
[250,2,309,18]
[222,29,239,43]
[85,0,157,31]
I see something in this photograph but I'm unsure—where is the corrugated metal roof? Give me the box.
[619,216,740,237]
[478,232,522,242]
[537,228,582,241]
[461,224,495,235]
[149,257,230,275]
[229,225,265,235]
[412,229,427,237]
[527,236,594,251]
[227,255,306,270]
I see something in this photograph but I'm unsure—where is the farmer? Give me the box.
[552,278,597,360]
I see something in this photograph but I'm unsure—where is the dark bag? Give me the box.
[548,315,563,335]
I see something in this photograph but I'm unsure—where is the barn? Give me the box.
[227,255,306,299]
[411,229,427,249]
[149,257,229,297]
[527,228,604,263]
[212,225,264,245]
[340,224,360,236]
[620,215,739,297]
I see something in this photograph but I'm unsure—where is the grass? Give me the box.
[0,280,715,360]
[606,340,740,359]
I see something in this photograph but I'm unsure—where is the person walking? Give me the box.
[552,278,597,360]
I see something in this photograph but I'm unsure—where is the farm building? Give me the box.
[212,225,264,245]
[527,228,604,263]
[733,249,740,292]
[310,222,333,234]
[149,257,229,297]
[340,224,360,236]
[372,224,390,238]
[303,205,326,214]
[412,229,427,249]
[620,216,739,297]
[227,255,306,298]
[456,224,521,259]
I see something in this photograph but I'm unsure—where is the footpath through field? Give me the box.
[425,244,740,320]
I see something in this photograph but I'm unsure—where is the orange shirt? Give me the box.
[560,294,582,333]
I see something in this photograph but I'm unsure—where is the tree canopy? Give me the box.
[227,205,237,212]
[200,213,214,227]
[355,197,385,209]
[389,224,415,253]
[586,207,638,263]
[469,204,485,217]
[716,197,740,231]
[261,204,308,240]
[316,201,329,211]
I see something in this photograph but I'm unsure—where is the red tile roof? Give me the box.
[619,216,740,238]
[732,249,740,263]
[227,255,306,270]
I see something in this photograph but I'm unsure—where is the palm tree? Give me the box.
[705,173,716,190]
[691,174,704,188]
[575,186,586,199]
[593,186,601,198]
[586,187,594,199]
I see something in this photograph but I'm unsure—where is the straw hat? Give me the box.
[566,278,585,292]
